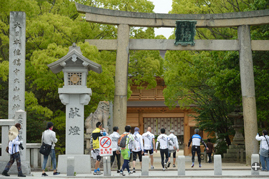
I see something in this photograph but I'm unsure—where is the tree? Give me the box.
[0,0,164,153]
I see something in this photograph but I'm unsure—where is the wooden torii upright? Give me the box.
[75,2,269,165]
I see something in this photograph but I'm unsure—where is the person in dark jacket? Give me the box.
[206,139,214,163]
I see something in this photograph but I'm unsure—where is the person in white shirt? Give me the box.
[109,126,121,173]
[155,128,173,171]
[256,130,269,171]
[142,127,155,169]
[167,130,179,168]
[132,127,144,173]
[41,122,59,176]
[2,123,26,177]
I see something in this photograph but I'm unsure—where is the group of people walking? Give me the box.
[91,122,210,176]
[2,121,269,177]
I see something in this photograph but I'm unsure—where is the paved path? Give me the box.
[1,151,268,179]
[2,170,268,179]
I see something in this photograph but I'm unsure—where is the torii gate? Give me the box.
[75,2,269,165]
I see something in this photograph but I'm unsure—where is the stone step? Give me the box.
[226,149,245,153]
[223,153,245,158]
[228,145,245,149]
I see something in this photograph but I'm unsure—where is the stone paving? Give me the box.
[1,151,268,179]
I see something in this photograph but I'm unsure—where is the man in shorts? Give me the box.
[167,130,179,168]
[132,127,143,173]
[91,122,106,175]
[142,127,155,169]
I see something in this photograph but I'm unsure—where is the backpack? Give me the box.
[118,134,128,148]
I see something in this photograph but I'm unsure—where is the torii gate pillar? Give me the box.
[238,25,258,164]
[114,24,130,134]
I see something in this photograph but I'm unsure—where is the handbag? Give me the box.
[263,136,269,157]
[39,142,52,156]
[39,132,52,156]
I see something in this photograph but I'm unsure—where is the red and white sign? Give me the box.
[99,136,113,156]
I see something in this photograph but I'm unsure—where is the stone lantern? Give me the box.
[47,43,102,173]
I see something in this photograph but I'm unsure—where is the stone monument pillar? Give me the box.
[47,43,102,174]
[1,11,31,175]
[8,12,25,120]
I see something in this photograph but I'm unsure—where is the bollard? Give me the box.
[214,155,222,175]
[251,154,259,175]
[67,157,75,176]
[177,156,185,176]
[103,157,111,176]
[141,156,149,176]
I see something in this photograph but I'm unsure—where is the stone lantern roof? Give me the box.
[47,43,102,74]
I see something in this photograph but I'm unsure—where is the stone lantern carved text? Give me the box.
[174,21,197,46]
[68,126,80,135]
[69,107,81,118]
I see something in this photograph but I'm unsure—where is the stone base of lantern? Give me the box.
[57,154,91,174]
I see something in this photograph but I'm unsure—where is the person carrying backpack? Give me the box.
[118,126,136,176]
[167,130,179,168]
[132,127,144,173]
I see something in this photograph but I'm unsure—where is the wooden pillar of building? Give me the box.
[184,112,190,155]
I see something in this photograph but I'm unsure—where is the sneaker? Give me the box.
[120,172,125,176]
[128,171,133,175]
[199,164,201,168]
[117,170,121,173]
[53,172,60,175]
[2,171,10,177]
[163,168,166,171]
[93,172,98,175]
[97,171,103,175]
[151,166,154,169]
[191,163,194,168]
[18,173,26,177]
[164,163,167,169]
[173,164,176,167]
[167,162,171,168]
[42,173,48,177]
[133,168,136,173]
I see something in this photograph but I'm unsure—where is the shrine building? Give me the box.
[126,77,207,156]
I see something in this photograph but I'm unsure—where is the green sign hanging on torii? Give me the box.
[174,20,197,46]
